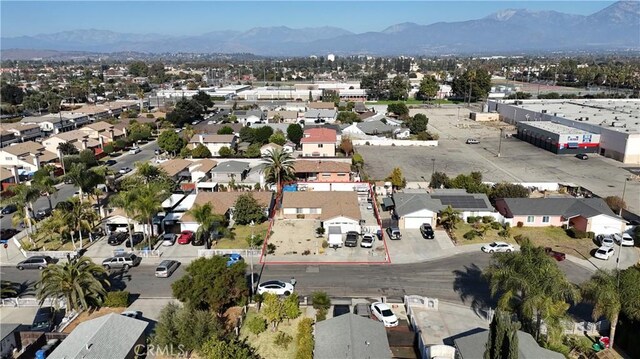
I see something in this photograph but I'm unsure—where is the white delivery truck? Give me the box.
[327,226,343,248]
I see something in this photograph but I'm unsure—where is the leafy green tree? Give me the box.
[489,183,530,204]
[261,148,295,192]
[406,113,428,134]
[387,103,409,118]
[284,293,301,322]
[172,256,248,313]
[167,98,204,127]
[130,184,165,246]
[58,141,79,155]
[234,194,266,225]
[244,143,261,158]
[217,126,234,135]
[359,71,387,100]
[417,75,439,100]
[448,173,490,194]
[262,293,286,331]
[127,122,152,142]
[254,126,274,144]
[102,144,115,155]
[1,83,24,105]
[239,127,256,143]
[286,124,303,145]
[484,239,580,343]
[581,267,640,348]
[192,144,212,158]
[32,165,58,210]
[158,130,185,154]
[386,167,406,189]
[199,337,258,359]
[352,153,364,168]
[484,308,520,359]
[192,91,213,109]
[336,111,359,124]
[430,171,449,189]
[65,197,98,249]
[37,256,109,311]
[218,146,234,158]
[388,75,409,100]
[78,149,98,167]
[153,303,222,356]
[128,61,148,77]
[269,131,287,146]
[296,318,314,359]
[439,206,461,231]
[452,68,492,102]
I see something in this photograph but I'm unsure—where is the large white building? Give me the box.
[488,99,640,164]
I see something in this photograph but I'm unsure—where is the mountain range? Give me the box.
[1,1,639,57]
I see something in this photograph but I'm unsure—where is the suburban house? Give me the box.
[281,191,362,233]
[266,110,299,123]
[180,191,274,231]
[307,102,336,110]
[294,160,351,182]
[48,314,148,359]
[0,167,18,189]
[188,134,237,157]
[315,314,392,359]
[304,109,337,124]
[453,329,563,359]
[77,121,124,143]
[21,114,74,135]
[260,143,283,156]
[3,123,43,142]
[494,197,624,234]
[284,102,306,112]
[342,119,398,138]
[0,141,59,174]
[0,130,19,147]
[392,189,496,229]
[234,110,265,126]
[158,158,217,183]
[0,323,20,359]
[42,130,102,156]
[301,128,337,157]
[194,123,244,135]
[210,160,251,183]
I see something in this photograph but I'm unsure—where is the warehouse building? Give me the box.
[488,99,640,164]
[517,121,600,154]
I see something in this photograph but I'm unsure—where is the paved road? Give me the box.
[0,141,159,233]
[0,253,593,306]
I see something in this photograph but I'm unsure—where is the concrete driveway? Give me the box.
[386,228,454,264]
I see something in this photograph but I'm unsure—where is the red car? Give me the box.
[177,230,194,245]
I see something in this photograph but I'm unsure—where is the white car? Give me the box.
[594,246,614,260]
[370,302,398,327]
[256,280,294,296]
[361,233,375,248]
[597,234,615,248]
[481,242,514,253]
[613,233,635,247]
[119,167,132,174]
[129,147,141,155]
[121,310,142,319]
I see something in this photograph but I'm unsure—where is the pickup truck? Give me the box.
[345,231,359,247]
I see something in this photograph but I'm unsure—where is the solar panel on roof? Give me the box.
[431,195,488,209]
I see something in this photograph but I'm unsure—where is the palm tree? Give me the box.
[66,197,98,249]
[32,165,58,211]
[261,148,295,193]
[186,203,224,245]
[1,280,17,298]
[484,239,580,342]
[39,209,75,249]
[131,185,165,248]
[64,162,88,198]
[439,206,461,232]
[135,161,162,185]
[9,183,40,242]
[110,190,139,248]
[37,256,109,311]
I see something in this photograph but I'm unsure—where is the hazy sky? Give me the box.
[1,1,616,37]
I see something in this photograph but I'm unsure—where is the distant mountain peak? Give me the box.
[382,22,419,33]
[485,9,523,21]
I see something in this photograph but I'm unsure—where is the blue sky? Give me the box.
[1,1,616,37]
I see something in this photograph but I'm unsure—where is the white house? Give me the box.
[260,143,283,157]
[188,134,237,157]
[281,191,362,234]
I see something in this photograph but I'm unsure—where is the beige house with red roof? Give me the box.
[281,191,362,233]
[294,160,351,182]
[301,128,337,157]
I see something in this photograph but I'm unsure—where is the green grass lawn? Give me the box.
[240,309,306,359]
[213,222,270,249]
[365,99,462,105]
[453,223,596,259]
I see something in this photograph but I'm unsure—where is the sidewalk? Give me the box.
[0,232,28,266]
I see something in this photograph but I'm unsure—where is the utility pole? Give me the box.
[431,158,436,176]
[616,178,629,287]
[498,128,504,157]
[249,220,256,295]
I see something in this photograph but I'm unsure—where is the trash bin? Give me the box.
[599,336,610,349]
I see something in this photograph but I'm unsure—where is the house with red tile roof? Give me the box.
[301,128,337,157]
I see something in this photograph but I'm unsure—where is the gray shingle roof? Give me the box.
[393,193,444,217]
[0,323,20,341]
[454,329,564,359]
[315,313,392,359]
[355,120,397,135]
[49,313,148,359]
[500,198,617,218]
[210,160,250,174]
[305,109,337,118]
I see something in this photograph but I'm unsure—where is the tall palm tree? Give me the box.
[32,165,58,211]
[261,148,295,193]
[186,203,224,245]
[9,183,40,242]
[66,197,98,249]
[131,185,165,248]
[39,209,75,249]
[439,206,461,232]
[37,256,109,311]
[110,190,139,248]
[580,268,640,348]
[484,239,580,342]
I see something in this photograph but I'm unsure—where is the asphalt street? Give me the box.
[0,141,159,232]
[0,253,594,306]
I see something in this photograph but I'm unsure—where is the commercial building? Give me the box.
[516,121,600,154]
[488,99,640,164]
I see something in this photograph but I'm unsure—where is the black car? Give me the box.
[124,232,144,248]
[31,307,55,332]
[0,228,19,243]
[1,204,17,215]
[420,223,435,239]
[35,208,52,220]
[104,160,117,166]
[575,153,589,160]
[191,230,210,247]
[345,231,359,247]
[108,232,128,246]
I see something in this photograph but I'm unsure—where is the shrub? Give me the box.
[146,113,154,118]
[566,228,588,239]
[467,216,478,224]
[246,315,267,335]
[513,234,527,244]
[274,331,293,349]
[463,230,478,240]
[321,240,329,248]
[311,291,331,310]
[490,221,502,230]
[302,250,311,255]
[267,243,276,254]
[103,290,129,307]
[586,231,595,240]
[516,221,524,228]
[295,318,314,359]
[316,307,328,321]
[482,216,494,224]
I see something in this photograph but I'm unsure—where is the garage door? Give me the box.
[404,217,431,229]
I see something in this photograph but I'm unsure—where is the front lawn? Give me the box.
[453,222,596,259]
[213,222,270,249]
[240,308,307,359]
